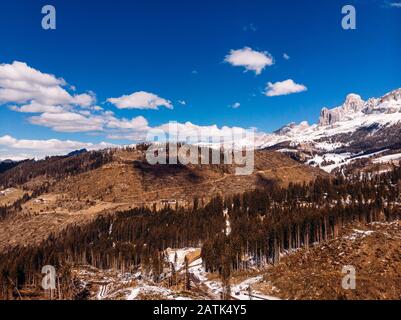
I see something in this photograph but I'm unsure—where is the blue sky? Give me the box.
[0,0,400,159]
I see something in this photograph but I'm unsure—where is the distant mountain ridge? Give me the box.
[0,159,21,174]
[67,149,88,157]
[252,87,401,172]
[2,88,400,174]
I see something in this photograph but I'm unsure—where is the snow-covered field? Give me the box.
[307,149,392,173]
[373,153,401,164]
[344,229,375,241]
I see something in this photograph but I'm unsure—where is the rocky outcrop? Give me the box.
[258,87,401,158]
[318,94,364,126]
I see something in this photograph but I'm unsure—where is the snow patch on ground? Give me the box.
[127,285,173,300]
[373,153,401,164]
[308,153,350,173]
[166,247,199,270]
[308,149,389,173]
[344,229,375,241]
[231,276,281,300]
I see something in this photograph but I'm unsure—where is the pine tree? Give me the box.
[184,256,191,291]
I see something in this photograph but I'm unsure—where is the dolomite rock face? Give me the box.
[319,107,332,126]
[316,89,401,127]
[318,94,365,126]
[251,88,401,172]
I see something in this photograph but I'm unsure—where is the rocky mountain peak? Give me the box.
[274,121,310,136]
[318,93,365,126]
[380,88,401,103]
[274,122,297,135]
[256,87,401,156]
[343,93,364,112]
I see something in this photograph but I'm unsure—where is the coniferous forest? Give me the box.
[0,166,400,299]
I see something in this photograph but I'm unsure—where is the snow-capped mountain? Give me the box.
[254,87,401,172]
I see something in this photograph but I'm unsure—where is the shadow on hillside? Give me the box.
[132,161,203,183]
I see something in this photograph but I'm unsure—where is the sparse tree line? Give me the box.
[0,184,51,221]
[0,151,113,188]
[0,166,400,299]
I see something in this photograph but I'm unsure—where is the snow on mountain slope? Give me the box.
[258,88,401,147]
[253,87,401,172]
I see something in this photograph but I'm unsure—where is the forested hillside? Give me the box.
[1,166,400,299]
[0,151,113,188]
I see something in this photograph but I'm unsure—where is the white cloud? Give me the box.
[0,61,257,158]
[0,135,115,160]
[0,118,256,159]
[9,101,65,113]
[283,53,290,60]
[224,47,274,75]
[28,109,151,134]
[231,102,241,109]
[265,79,307,97]
[107,116,149,131]
[73,92,95,107]
[0,61,154,136]
[0,61,64,88]
[107,91,173,110]
[106,121,256,144]
[29,111,105,132]
[155,121,250,140]
[178,100,186,106]
[0,61,92,107]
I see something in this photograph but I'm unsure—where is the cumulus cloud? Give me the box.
[224,47,274,75]
[107,115,149,131]
[0,135,116,160]
[0,61,64,88]
[0,61,153,137]
[155,121,252,141]
[9,101,65,114]
[0,61,92,107]
[283,53,290,60]
[73,92,96,107]
[103,120,255,145]
[265,79,307,97]
[28,109,151,135]
[107,91,173,110]
[29,111,106,132]
[230,102,241,109]
[1,60,256,160]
